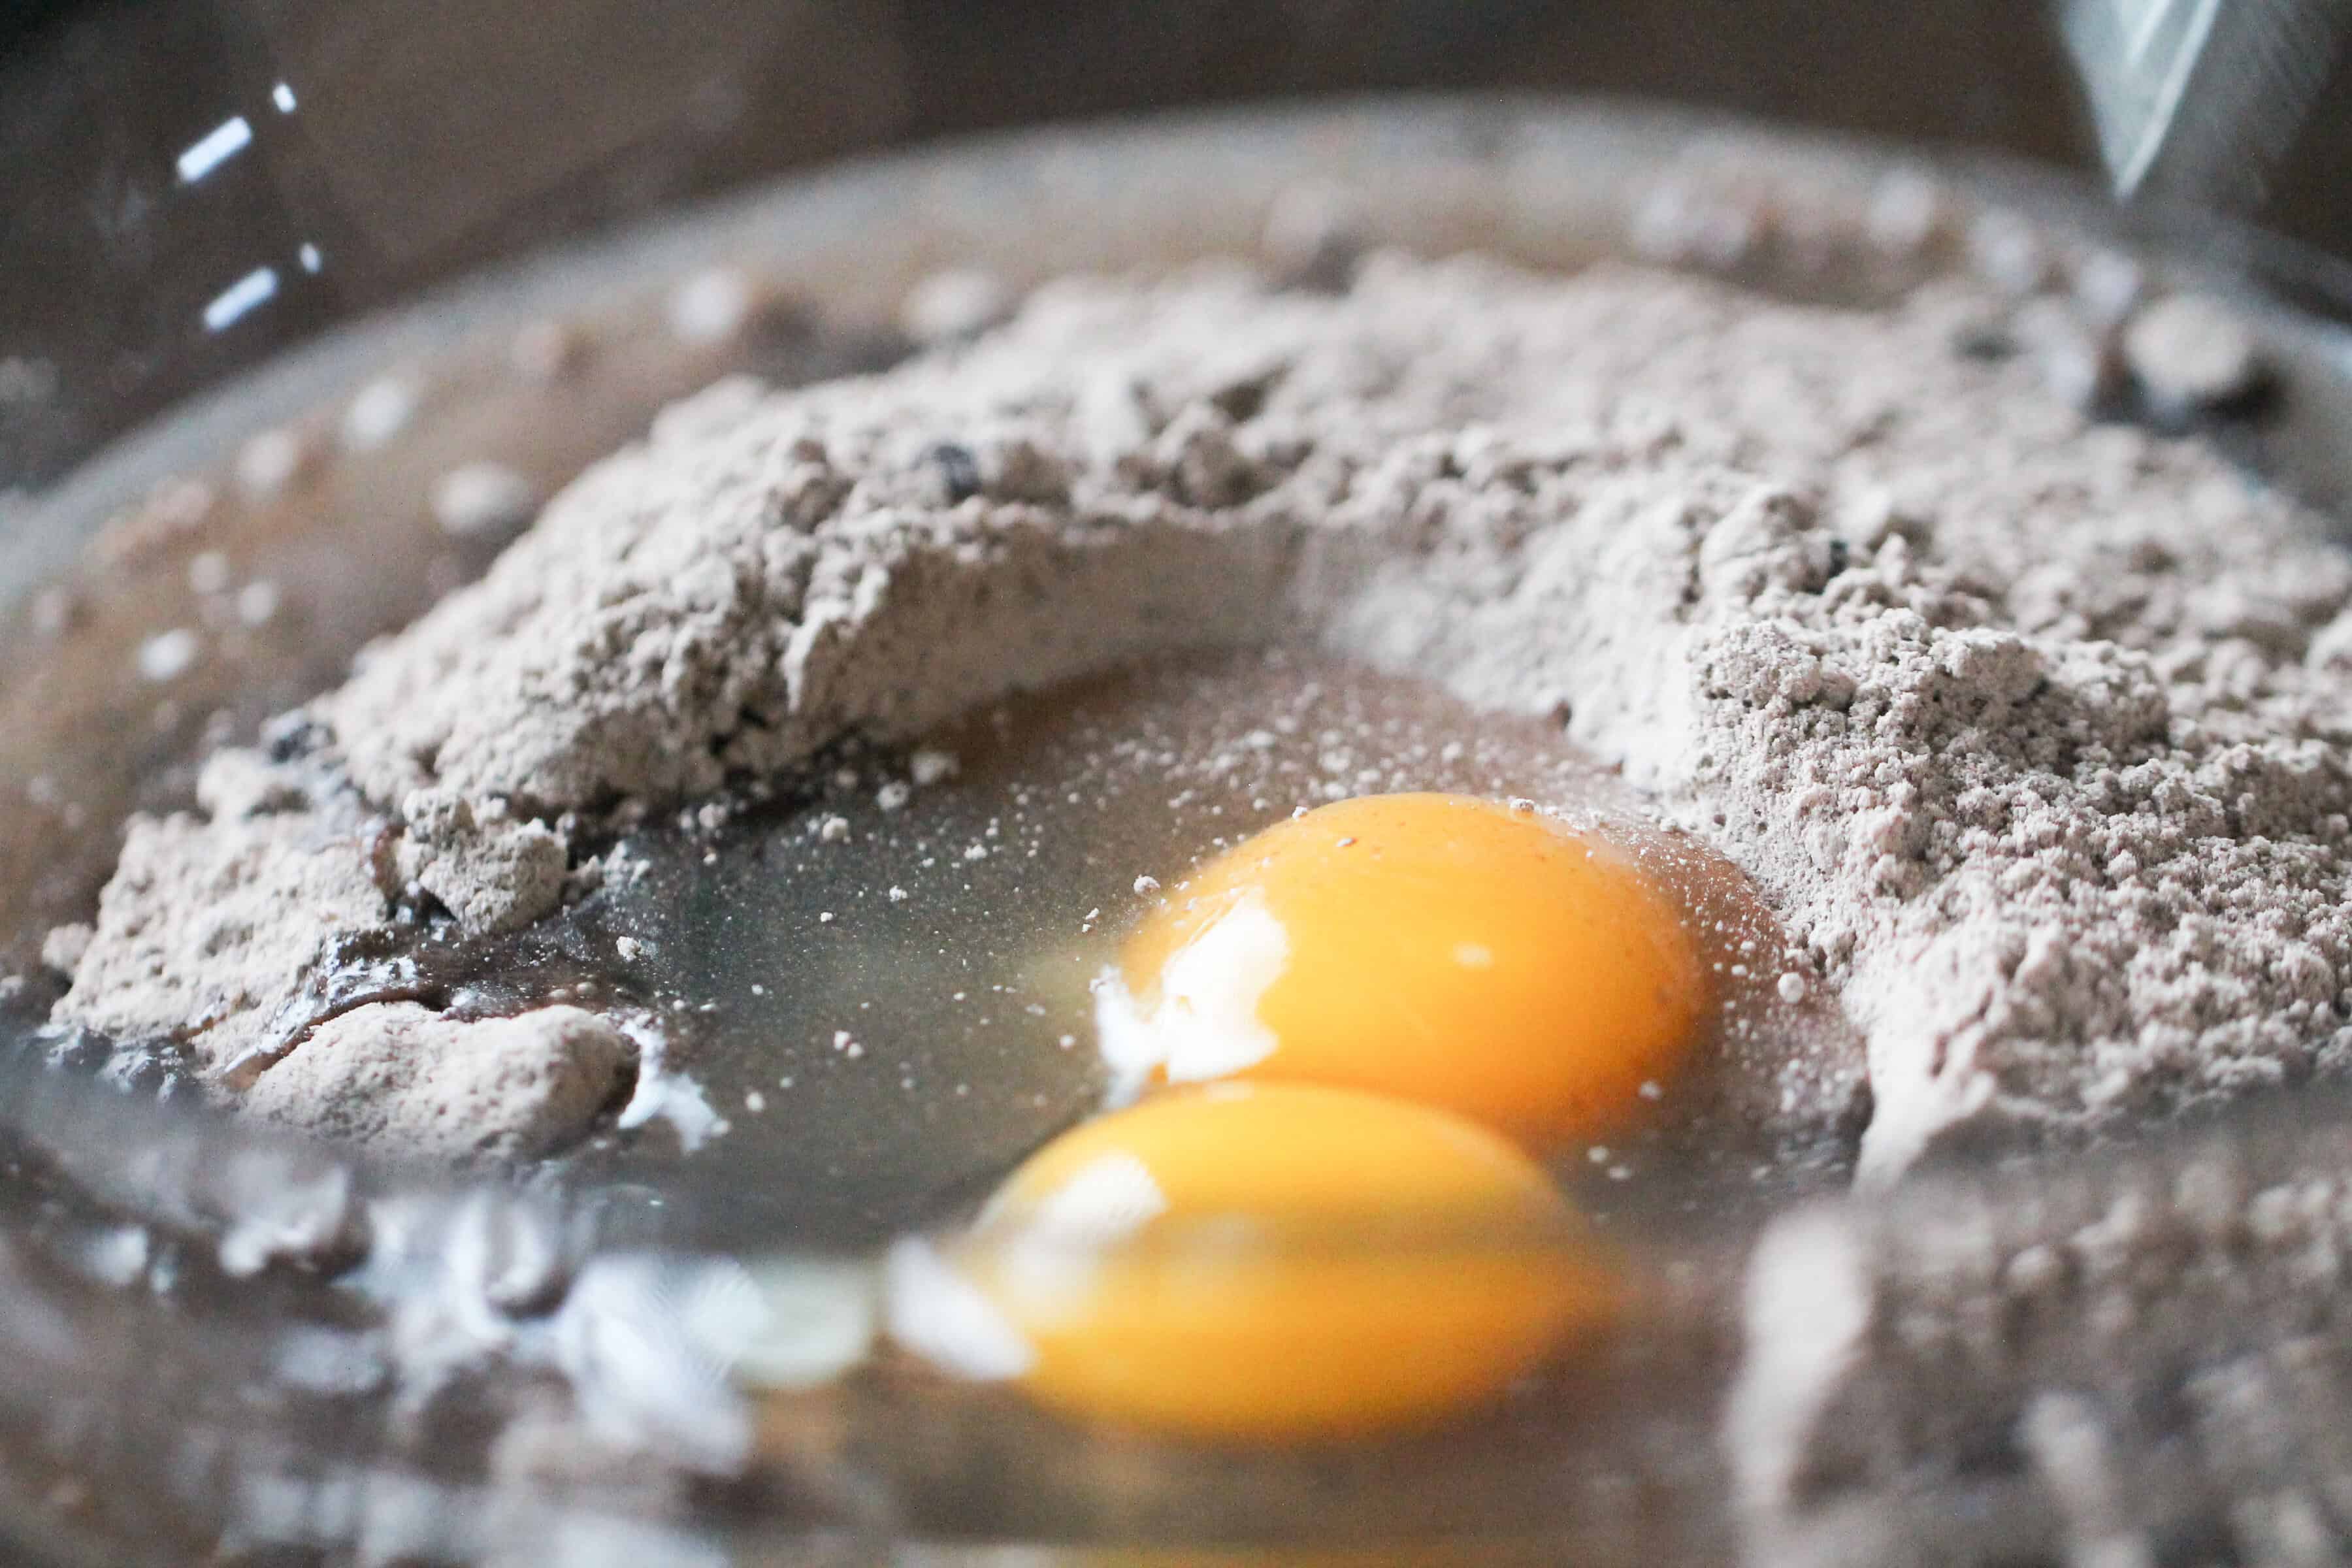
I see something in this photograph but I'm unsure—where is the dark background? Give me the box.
[7,0,2352,494]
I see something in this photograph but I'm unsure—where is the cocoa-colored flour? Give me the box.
[50,253,2352,1174]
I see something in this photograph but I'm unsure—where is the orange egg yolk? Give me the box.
[896,1083,1616,1441]
[1097,793,1705,1147]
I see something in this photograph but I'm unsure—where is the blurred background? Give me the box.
[7,1,2352,497]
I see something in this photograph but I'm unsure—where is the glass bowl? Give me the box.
[12,10,2352,1565]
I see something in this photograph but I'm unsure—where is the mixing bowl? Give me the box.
[11,8,2352,1565]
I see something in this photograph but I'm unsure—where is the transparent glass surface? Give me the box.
[11,8,2352,1565]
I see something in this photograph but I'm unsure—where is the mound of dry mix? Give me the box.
[44,253,2352,1176]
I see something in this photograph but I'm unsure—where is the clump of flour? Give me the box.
[242,1002,630,1162]
[48,251,2352,1173]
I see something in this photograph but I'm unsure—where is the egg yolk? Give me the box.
[900,1083,1616,1441]
[1098,793,1705,1147]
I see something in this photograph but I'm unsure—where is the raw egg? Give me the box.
[890,1083,1616,1441]
[1097,793,1705,1147]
